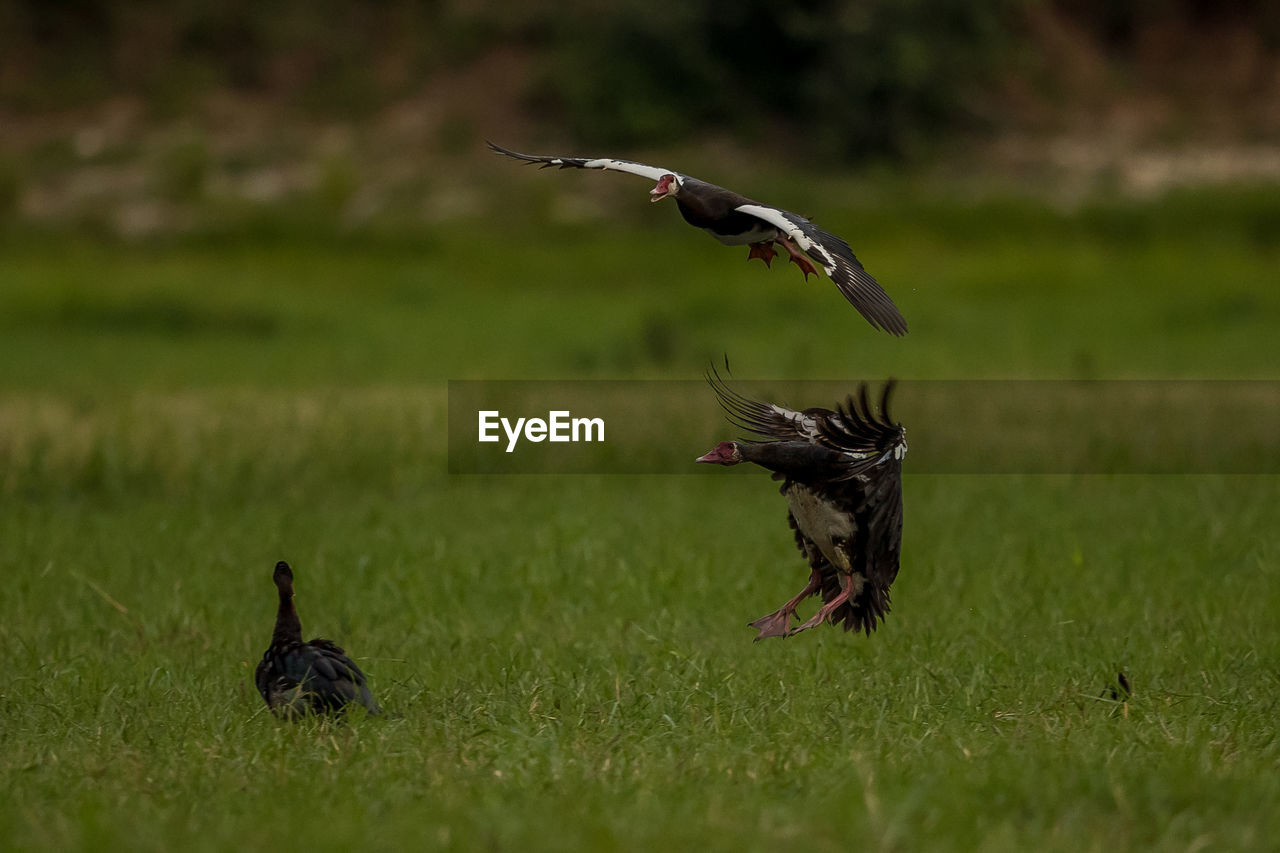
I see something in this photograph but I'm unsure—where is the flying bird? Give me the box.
[488,141,907,336]
[697,371,907,640]
[254,560,381,717]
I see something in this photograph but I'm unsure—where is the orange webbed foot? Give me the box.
[776,237,819,279]
[747,242,777,267]
[788,252,819,279]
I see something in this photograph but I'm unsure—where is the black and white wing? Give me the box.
[705,366,827,443]
[826,381,906,629]
[859,413,905,595]
[818,380,909,478]
[488,141,677,183]
[735,203,907,336]
[846,456,904,632]
[706,370,907,469]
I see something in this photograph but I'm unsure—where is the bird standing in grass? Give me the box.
[697,372,907,640]
[255,560,380,717]
[488,141,907,336]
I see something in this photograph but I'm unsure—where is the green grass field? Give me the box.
[2,184,1278,850]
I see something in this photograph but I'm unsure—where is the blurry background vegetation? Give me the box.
[1,0,1278,237]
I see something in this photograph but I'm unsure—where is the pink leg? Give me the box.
[748,568,821,641]
[789,571,854,636]
[747,242,777,267]
[776,237,818,279]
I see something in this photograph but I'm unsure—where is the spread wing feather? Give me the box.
[705,365,823,442]
[487,141,676,183]
[858,457,905,597]
[734,204,907,335]
[817,380,908,472]
[707,368,907,478]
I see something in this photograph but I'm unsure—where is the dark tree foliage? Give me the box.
[1052,0,1280,51]
[0,0,1274,157]
[0,0,451,111]
[542,0,1020,159]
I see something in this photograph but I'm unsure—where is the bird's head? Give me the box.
[649,173,680,203]
[273,560,295,595]
[696,441,744,465]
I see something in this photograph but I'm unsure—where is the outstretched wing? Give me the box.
[734,203,907,336]
[705,365,827,443]
[488,141,677,183]
[706,369,907,467]
[823,382,906,626]
[817,380,909,477]
[856,451,905,609]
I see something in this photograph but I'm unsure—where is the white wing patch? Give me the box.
[488,143,677,183]
[736,201,907,335]
[771,404,822,441]
[764,403,889,461]
[735,203,839,276]
[580,158,677,182]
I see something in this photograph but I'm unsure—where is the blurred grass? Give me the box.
[0,184,1276,392]
[1,184,1278,850]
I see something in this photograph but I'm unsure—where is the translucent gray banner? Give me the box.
[447,380,1280,474]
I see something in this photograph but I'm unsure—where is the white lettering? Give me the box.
[479,410,606,453]
[549,410,570,442]
[478,411,500,442]
[573,416,604,442]
[502,417,525,453]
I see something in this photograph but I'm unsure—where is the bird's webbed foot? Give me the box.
[777,237,819,279]
[789,572,854,636]
[747,242,777,267]
[748,608,794,641]
[749,568,821,641]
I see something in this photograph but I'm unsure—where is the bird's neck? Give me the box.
[741,441,847,481]
[272,592,303,645]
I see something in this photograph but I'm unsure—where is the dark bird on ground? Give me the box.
[1100,671,1133,702]
[488,141,907,336]
[254,561,380,717]
[697,371,908,640]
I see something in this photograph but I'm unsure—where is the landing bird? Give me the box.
[488,141,907,336]
[254,561,380,717]
[697,371,907,640]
